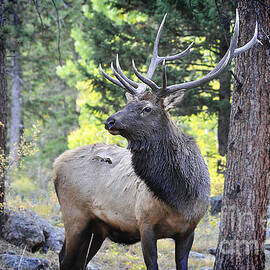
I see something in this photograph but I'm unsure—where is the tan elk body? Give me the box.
[54,143,206,239]
[53,11,258,270]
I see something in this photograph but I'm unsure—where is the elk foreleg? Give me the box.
[140,225,159,270]
[59,214,93,270]
[59,239,66,266]
[60,229,87,270]
[74,232,106,269]
[174,231,194,270]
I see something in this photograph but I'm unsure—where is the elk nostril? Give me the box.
[109,119,115,127]
[105,118,116,130]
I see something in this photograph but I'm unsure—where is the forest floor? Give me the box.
[85,216,218,270]
[0,213,269,269]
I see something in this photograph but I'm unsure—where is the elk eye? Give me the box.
[142,107,152,113]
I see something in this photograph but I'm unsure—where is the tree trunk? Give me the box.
[9,50,23,166]
[214,2,270,269]
[217,71,231,156]
[218,30,231,156]
[0,1,8,225]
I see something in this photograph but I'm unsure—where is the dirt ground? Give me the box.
[0,217,269,270]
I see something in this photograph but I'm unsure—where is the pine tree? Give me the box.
[0,0,8,224]
[69,0,236,156]
[214,1,270,268]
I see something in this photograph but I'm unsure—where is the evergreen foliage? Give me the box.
[58,0,235,141]
[3,1,81,198]
[57,0,229,194]
[4,0,237,200]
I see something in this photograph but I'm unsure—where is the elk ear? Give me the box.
[163,91,185,111]
[125,92,136,103]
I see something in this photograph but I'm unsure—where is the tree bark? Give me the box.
[214,2,270,269]
[218,30,231,156]
[9,50,23,166]
[218,71,231,156]
[0,1,8,225]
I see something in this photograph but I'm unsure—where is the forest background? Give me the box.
[4,0,234,209]
[2,0,267,268]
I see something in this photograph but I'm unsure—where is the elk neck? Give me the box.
[128,118,210,213]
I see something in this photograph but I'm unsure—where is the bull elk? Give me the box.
[53,10,258,270]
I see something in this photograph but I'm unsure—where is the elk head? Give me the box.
[100,11,258,141]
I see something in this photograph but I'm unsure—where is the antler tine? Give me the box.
[162,59,167,91]
[133,13,167,94]
[132,59,160,93]
[146,14,194,79]
[151,14,167,61]
[163,42,194,62]
[99,64,125,90]
[165,9,258,96]
[100,14,194,95]
[111,62,138,95]
[135,14,194,94]
[165,51,232,95]
[234,21,259,56]
[100,10,258,98]
[116,54,139,88]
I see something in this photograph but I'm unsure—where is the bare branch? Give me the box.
[32,0,44,29]
[50,0,62,65]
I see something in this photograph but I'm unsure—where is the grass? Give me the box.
[89,215,217,270]
[0,196,269,270]
[1,217,269,269]
[0,209,217,269]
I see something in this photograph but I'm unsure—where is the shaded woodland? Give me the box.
[0,0,269,269]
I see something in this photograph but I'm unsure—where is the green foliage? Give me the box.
[10,176,37,197]
[7,0,82,161]
[106,0,236,117]
[5,0,234,206]
[56,0,226,194]
[0,125,39,176]
[57,0,236,123]
[68,80,126,148]
[4,1,82,206]
[57,0,151,148]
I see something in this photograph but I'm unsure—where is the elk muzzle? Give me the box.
[105,116,121,135]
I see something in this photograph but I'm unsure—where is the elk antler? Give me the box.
[99,14,193,95]
[100,10,259,98]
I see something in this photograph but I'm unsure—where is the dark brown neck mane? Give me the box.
[128,121,210,212]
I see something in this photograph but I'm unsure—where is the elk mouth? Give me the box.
[104,119,127,136]
[108,130,121,135]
